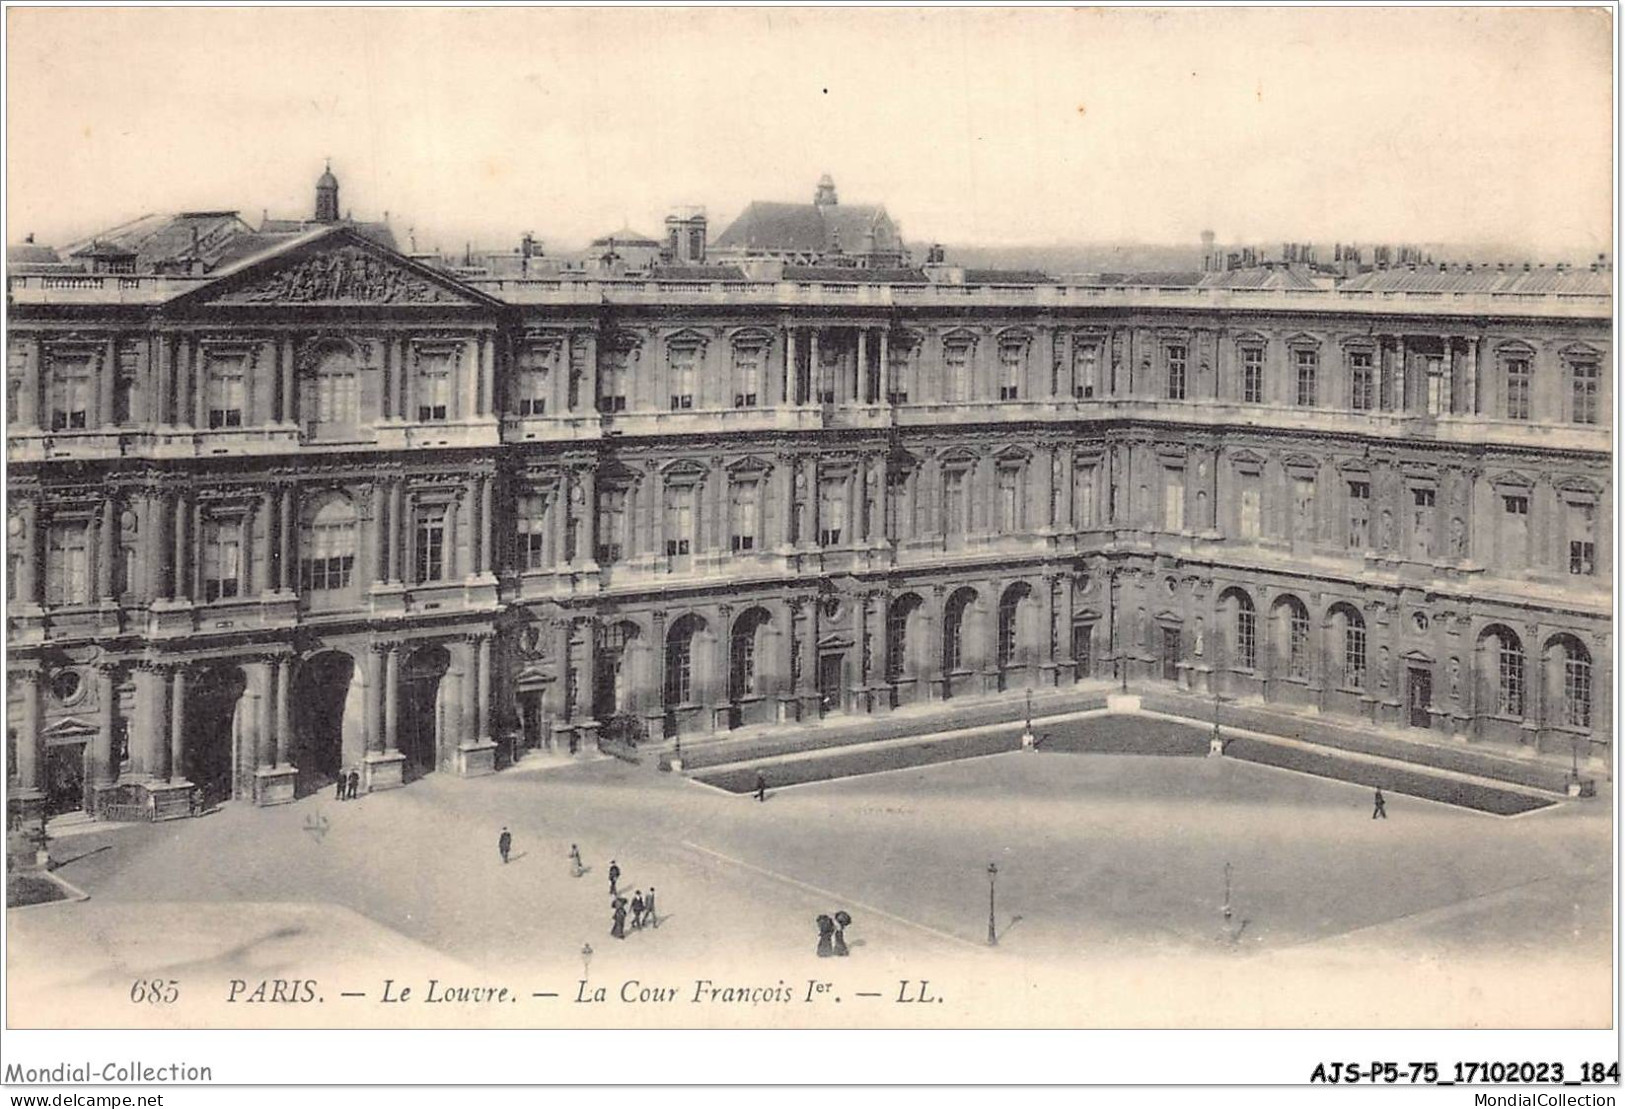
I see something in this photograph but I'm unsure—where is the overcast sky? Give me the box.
[6,7,1613,257]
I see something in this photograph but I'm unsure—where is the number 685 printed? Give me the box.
[128,979,180,1004]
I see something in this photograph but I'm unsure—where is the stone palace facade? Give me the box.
[7,175,1612,820]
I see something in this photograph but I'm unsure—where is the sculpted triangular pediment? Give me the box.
[183,229,498,309]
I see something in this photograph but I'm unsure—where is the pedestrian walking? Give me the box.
[611,900,627,940]
[347,768,360,800]
[755,771,767,803]
[608,860,621,897]
[631,891,646,930]
[815,914,835,957]
[1372,788,1387,820]
[569,843,584,877]
[499,827,513,863]
[833,910,852,957]
[335,772,347,802]
[646,886,658,928]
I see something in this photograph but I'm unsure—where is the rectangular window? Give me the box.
[1411,487,1436,560]
[1074,344,1099,399]
[598,346,630,414]
[596,488,627,564]
[414,508,446,583]
[733,345,762,408]
[663,487,695,557]
[1292,477,1315,544]
[202,519,241,601]
[207,357,245,429]
[517,495,548,570]
[1165,344,1186,401]
[300,516,355,593]
[1502,494,1529,568]
[1567,502,1596,575]
[416,369,449,422]
[1571,361,1599,424]
[998,469,1021,532]
[1164,474,1185,532]
[669,345,697,410]
[1240,347,1264,404]
[518,367,548,417]
[1238,483,1262,539]
[1498,643,1524,717]
[944,343,972,403]
[999,343,1023,401]
[1425,356,1445,416]
[1349,351,1375,410]
[819,479,846,547]
[1076,466,1098,528]
[1287,608,1310,679]
[1346,480,1370,549]
[1564,656,1592,729]
[730,481,759,553]
[1505,358,1531,421]
[886,341,911,405]
[1236,607,1257,670]
[1344,623,1367,690]
[45,522,89,605]
[943,469,968,535]
[50,360,92,430]
[1295,348,1318,407]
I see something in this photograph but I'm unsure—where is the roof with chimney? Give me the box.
[711,176,904,261]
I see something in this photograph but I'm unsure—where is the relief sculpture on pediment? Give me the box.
[223,247,459,304]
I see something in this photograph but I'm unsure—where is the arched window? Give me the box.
[943,588,977,674]
[887,593,922,681]
[1273,596,1311,678]
[1331,604,1366,690]
[299,497,357,602]
[665,615,704,708]
[730,608,771,699]
[1224,589,1257,671]
[1480,626,1525,717]
[303,344,359,437]
[594,621,639,719]
[1547,635,1592,729]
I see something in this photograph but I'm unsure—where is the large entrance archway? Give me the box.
[291,651,354,796]
[400,644,450,779]
[186,665,247,805]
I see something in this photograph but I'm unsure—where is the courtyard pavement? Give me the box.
[6,715,1611,1029]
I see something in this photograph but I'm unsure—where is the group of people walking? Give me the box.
[333,768,361,801]
[608,859,659,939]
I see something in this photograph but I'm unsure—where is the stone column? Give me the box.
[480,475,495,574]
[279,485,295,592]
[396,336,410,422]
[154,334,173,426]
[857,329,869,403]
[169,666,187,782]
[93,664,116,786]
[99,335,118,428]
[15,667,42,795]
[19,334,40,430]
[274,656,292,767]
[384,644,401,753]
[581,466,598,563]
[871,593,892,707]
[784,327,797,405]
[151,666,172,781]
[257,489,277,593]
[280,337,297,424]
[97,494,117,601]
[390,481,405,582]
[1465,336,1480,416]
[364,645,384,754]
[478,634,493,743]
[170,490,190,601]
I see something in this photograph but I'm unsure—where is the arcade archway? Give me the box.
[400,644,451,779]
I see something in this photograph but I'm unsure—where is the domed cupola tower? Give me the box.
[813,173,838,208]
[315,161,340,223]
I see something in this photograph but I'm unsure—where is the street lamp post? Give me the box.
[986,863,999,946]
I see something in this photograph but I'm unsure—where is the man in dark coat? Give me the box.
[755,772,767,803]
[1372,788,1387,820]
[816,914,835,957]
[631,891,646,930]
[347,768,360,800]
[645,886,658,928]
[611,900,627,940]
[499,827,513,863]
[608,860,621,897]
[335,772,347,802]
